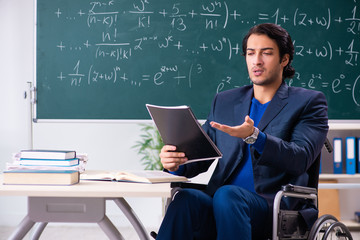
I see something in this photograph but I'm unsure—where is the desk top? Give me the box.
[0,175,171,198]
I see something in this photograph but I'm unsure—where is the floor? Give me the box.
[1,225,359,239]
[0,225,157,240]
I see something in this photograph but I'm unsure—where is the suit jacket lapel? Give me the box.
[233,87,253,126]
[258,82,289,131]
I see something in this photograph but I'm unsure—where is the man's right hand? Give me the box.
[160,145,188,172]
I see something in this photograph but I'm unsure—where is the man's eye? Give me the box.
[263,52,273,55]
[247,52,254,56]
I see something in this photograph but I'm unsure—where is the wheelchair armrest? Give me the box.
[281,184,317,195]
[170,182,208,191]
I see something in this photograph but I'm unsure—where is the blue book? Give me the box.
[19,158,79,167]
[345,137,356,174]
[333,138,343,174]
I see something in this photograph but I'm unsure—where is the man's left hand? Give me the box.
[210,115,255,139]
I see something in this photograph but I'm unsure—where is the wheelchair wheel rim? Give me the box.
[322,221,353,240]
[312,219,336,240]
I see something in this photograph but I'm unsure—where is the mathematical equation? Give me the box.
[57,34,360,67]
[288,73,360,106]
[59,59,360,106]
[58,60,203,89]
[293,39,359,66]
[53,1,360,66]
[55,1,360,32]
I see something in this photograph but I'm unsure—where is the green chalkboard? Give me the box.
[36,0,360,120]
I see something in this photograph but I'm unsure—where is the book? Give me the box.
[146,104,222,163]
[80,170,188,183]
[19,158,79,167]
[20,150,76,160]
[333,138,343,174]
[345,137,356,174]
[2,170,79,185]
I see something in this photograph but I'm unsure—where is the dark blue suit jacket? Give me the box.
[182,82,328,211]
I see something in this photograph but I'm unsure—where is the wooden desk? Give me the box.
[0,176,171,240]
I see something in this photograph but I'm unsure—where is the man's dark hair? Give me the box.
[242,23,295,79]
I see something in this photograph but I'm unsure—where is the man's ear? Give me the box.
[281,54,290,67]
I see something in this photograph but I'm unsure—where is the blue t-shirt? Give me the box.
[229,98,270,192]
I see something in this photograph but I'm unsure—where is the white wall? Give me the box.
[0,0,34,226]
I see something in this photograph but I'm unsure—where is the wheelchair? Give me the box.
[151,139,353,240]
[272,183,353,240]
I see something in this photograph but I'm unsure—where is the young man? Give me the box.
[157,23,328,239]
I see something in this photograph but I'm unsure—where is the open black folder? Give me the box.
[146,104,222,163]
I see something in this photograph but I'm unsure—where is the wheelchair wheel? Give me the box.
[308,214,338,239]
[322,221,353,240]
[307,214,352,240]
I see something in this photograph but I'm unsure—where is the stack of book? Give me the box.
[3,150,88,185]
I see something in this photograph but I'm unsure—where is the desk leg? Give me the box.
[98,215,125,240]
[7,215,35,240]
[31,222,48,240]
[113,198,150,240]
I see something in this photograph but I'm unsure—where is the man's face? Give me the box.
[245,34,288,86]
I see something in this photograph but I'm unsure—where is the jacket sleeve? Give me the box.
[255,91,329,176]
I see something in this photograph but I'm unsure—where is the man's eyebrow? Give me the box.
[246,47,274,51]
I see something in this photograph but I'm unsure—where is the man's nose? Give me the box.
[253,54,263,65]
